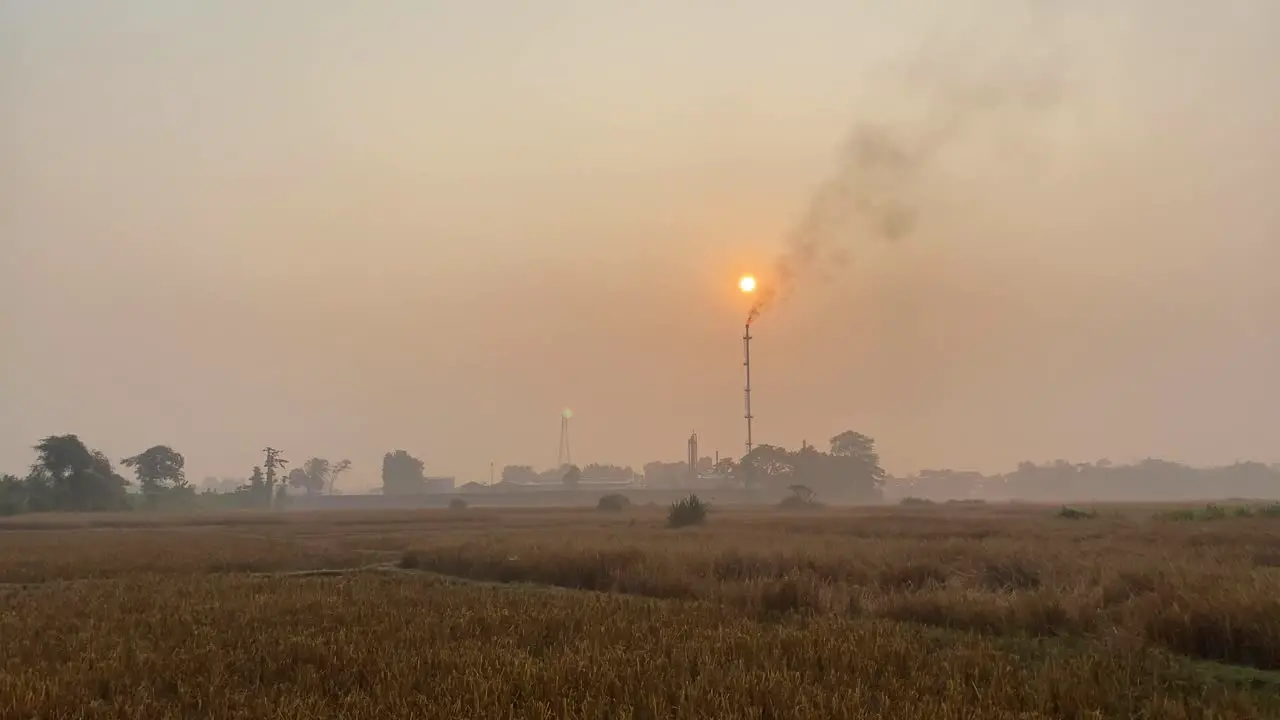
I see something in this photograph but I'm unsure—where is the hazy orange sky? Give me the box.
[3,2,1279,489]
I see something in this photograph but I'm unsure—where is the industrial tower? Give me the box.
[743,323,754,454]
[557,409,573,468]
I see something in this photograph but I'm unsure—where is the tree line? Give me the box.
[0,435,353,515]
[5,432,1273,515]
[890,459,1280,502]
[491,430,890,504]
[716,431,888,503]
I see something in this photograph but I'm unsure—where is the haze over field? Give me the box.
[3,1,1278,489]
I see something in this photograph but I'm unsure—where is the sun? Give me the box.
[739,275,757,293]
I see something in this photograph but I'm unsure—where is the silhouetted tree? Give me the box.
[234,466,270,508]
[29,435,129,512]
[537,464,571,483]
[382,450,425,495]
[328,459,352,495]
[0,474,27,516]
[262,447,287,507]
[826,431,886,500]
[712,457,739,478]
[288,458,330,495]
[737,434,884,501]
[122,445,187,495]
[286,468,311,493]
[741,444,794,489]
[562,464,582,488]
[581,463,634,481]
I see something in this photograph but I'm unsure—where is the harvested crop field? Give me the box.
[2,504,1279,719]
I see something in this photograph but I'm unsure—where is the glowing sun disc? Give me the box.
[739,276,757,293]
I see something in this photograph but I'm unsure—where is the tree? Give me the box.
[262,447,287,507]
[234,466,270,508]
[537,464,570,483]
[562,464,582,488]
[711,457,739,477]
[122,445,187,495]
[827,431,886,499]
[736,435,885,502]
[382,450,425,495]
[0,474,28,516]
[263,447,287,490]
[830,431,877,461]
[328,459,351,495]
[286,468,312,493]
[29,435,129,512]
[287,458,330,496]
[581,463,635,481]
[741,444,795,488]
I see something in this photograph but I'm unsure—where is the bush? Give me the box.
[449,498,468,511]
[899,497,935,507]
[1056,506,1096,520]
[1153,504,1261,522]
[1201,504,1227,520]
[597,494,631,512]
[778,495,824,510]
[668,494,708,528]
[778,485,822,510]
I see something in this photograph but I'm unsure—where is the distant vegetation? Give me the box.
[0,436,352,516]
[4,428,1280,518]
[1154,503,1280,522]
[893,459,1280,502]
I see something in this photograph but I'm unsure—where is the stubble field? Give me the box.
[1,503,1279,719]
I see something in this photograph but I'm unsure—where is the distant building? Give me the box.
[423,476,455,493]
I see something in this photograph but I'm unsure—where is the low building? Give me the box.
[423,476,455,493]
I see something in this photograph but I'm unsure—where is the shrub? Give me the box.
[1201,504,1228,520]
[778,485,822,510]
[597,494,631,512]
[668,494,708,528]
[899,497,935,507]
[1057,506,1096,520]
[448,498,468,511]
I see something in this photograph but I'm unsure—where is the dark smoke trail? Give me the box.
[748,55,1064,325]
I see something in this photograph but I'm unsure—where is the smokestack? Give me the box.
[687,431,699,480]
[743,323,753,455]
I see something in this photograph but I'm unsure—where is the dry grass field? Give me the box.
[2,503,1279,719]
